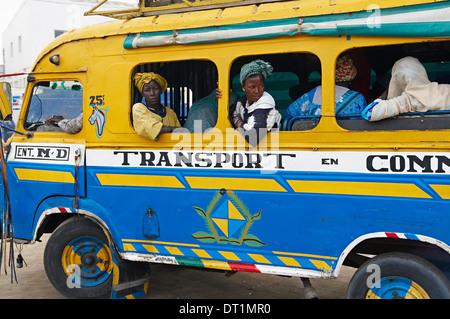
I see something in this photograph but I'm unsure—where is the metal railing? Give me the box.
[84,0,288,19]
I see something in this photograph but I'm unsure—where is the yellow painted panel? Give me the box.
[218,251,241,261]
[212,218,229,237]
[287,180,431,198]
[192,249,212,259]
[248,254,271,264]
[430,184,450,199]
[142,244,159,253]
[97,174,184,188]
[273,251,337,260]
[122,239,199,247]
[186,176,286,192]
[123,243,136,251]
[15,168,74,184]
[165,246,184,256]
[228,201,245,220]
[309,259,332,271]
[278,256,301,267]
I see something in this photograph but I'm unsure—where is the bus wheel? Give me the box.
[44,217,113,298]
[347,252,450,299]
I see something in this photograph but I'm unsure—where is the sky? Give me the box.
[0,0,138,63]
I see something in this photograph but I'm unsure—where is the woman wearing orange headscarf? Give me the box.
[132,72,180,141]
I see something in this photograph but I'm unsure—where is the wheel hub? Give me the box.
[366,276,430,299]
[62,236,113,288]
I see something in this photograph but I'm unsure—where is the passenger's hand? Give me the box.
[215,88,222,99]
[232,114,243,128]
[45,115,64,126]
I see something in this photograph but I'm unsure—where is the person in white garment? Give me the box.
[362,56,450,121]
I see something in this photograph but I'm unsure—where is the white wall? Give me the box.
[3,0,134,74]
[1,0,135,121]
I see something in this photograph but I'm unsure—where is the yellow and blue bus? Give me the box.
[1,0,450,299]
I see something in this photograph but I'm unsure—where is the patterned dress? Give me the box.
[284,85,367,129]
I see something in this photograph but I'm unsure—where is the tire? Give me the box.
[347,252,450,299]
[44,217,113,298]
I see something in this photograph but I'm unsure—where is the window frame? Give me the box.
[130,58,220,135]
[335,40,450,132]
[23,78,84,134]
[227,51,322,132]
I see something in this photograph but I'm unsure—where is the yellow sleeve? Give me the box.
[163,108,181,127]
[132,103,163,141]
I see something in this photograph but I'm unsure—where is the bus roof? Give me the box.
[34,0,449,70]
[85,0,448,20]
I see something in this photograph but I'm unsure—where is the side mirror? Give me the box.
[0,82,12,121]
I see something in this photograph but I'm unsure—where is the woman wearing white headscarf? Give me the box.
[362,56,450,121]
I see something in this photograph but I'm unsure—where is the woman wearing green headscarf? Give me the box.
[219,59,281,145]
[132,72,180,141]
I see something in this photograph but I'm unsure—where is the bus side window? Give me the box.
[230,53,321,132]
[338,40,450,131]
[24,80,83,133]
[130,60,218,139]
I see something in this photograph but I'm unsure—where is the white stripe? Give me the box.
[134,23,299,47]
[415,234,450,253]
[9,143,85,165]
[134,34,174,47]
[121,252,180,265]
[256,264,330,278]
[120,252,330,278]
[176,24,298,44]
[301,7,450,32]
[86,149,450,175]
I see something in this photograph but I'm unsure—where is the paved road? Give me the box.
[0,234,355,299]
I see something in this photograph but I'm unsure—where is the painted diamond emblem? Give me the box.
[211,200,246,237]
[191,190,266,247]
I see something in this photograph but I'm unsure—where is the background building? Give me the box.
[1,0,136,120]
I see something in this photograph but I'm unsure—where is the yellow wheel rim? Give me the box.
[366,276,430,299]
[61,236,113,287]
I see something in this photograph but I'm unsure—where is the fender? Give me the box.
[334,231,450,277]
[32,196,120,245]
